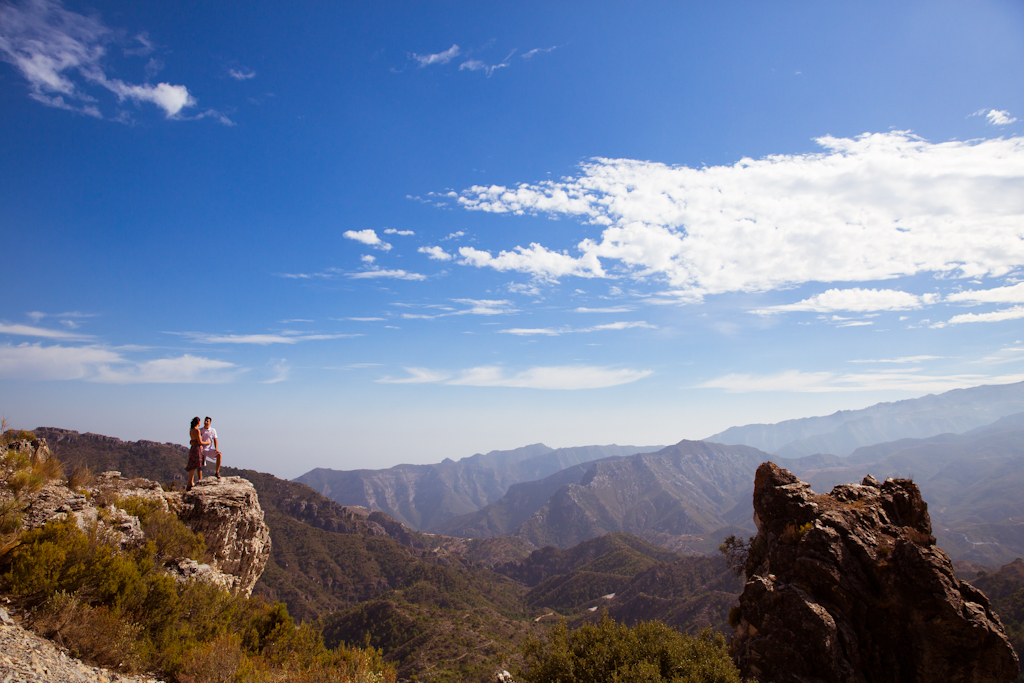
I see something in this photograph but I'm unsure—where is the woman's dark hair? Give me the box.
[191,416,201,428]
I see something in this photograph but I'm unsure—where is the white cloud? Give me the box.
[343,229,392,251]
[754,288,935,314]
[418,245,453,261]
[946,282,1024,304]
[582,321,655,331]
[459,52,513,77]
[497,321,654,335]
[449,132,1024,300]
[0,0,197,118]
[0,322,92,340]
[274,267,342,279]
[384,229,414,236]
[574,306,634,313]
[261,359,289,384]
[228,67,255,80]
[986,109,1018,126]
[412,44,460,67]
[848,355,942,363]
[348,268,427,281]
[451,299,514,315]
[346,317,385,322]
[522,46,557,59]
[361,254,376,264]
[696,368,1024,393]
[447,365,652,389]
[0,343,238,383]
[380,364,652,389]
[377,367,452,384]
[943,305,1024,325]
[183,332,357,344]
[499,328,562,336]
[441,231,464,241]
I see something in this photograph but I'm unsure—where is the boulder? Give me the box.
[731,462,1020,683]
[177,477,271,597]
[1,438,52,466]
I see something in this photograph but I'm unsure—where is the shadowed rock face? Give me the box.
[178,477,271,597]
[731,462,1019,683]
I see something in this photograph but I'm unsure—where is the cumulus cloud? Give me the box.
[412,44,460,67]
[946,282,1024,304]
[449,132,1024,301]
[942,305,1024,325]
[379,365,652,389]
[384,228,414,236]
[361,254,376,264]
[228,67,255,80]
[0,0,199,119]
[986,110,1017,126]
[754,288,936,315]
[343,229,391,251]
[696,368,1024,393]
[0,343,239,383]
[418,245,453,261]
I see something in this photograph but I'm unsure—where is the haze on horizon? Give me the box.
[2,0,1024,479]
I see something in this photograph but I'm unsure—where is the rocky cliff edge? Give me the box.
[731,462,1019,683]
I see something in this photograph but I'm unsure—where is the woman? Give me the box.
[186,416,210,491]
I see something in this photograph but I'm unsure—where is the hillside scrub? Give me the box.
[0,494,394,682]
[517,614,747,683]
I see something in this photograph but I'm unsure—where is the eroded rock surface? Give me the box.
[177,476,271,597]
[731,462,1019,683]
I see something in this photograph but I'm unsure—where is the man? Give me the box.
[200,416,223,480]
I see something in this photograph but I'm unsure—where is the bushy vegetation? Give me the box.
[517,614,747,683]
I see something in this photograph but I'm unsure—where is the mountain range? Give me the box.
[706,379,1024,457]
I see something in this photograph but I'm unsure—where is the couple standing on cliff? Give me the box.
[187,416,223,491]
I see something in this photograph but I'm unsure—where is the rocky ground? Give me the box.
[0,608,161,683]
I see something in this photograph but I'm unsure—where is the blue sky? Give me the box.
[3,0,1024,478]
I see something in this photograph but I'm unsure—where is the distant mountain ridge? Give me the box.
[705,379,1024,457]
[294,443,661,530]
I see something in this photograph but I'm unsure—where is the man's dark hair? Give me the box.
[204,416,212,422]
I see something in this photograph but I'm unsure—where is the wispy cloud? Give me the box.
[498,321,655,336]
[459,49,516,77]
[848,355,942,364]
[0,342,240,383]
[343,229,391,251]
[941,305,1024,326]
[179,331,358,345]
[348,267,427,281]
[0,322,93,341]
[383,228,414,236]
[274,267,342,279]
[522,46,557,59]
[379,364,652,389]
[0,0,205,120]
[261,358,289,384]
[441,231,464,241]
[574,306,634,313]
[983,109,1017,126]
[696,368,1024,393]
[397,299,516,319]
[447,132,1024,301]
[412,44,460,67]
[754,288,937,315]
[228,67,256,80]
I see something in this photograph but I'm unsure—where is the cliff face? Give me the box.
[731,462,1019,683]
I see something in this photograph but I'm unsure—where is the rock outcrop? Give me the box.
[16,471,270,597]
[177,476,272,597]
[1,437,53,466]
[731,462,1020,683]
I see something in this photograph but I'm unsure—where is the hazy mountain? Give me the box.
[705,380,1024,457]
[294,443,661,530]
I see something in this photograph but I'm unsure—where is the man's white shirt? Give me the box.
[200,427,218,454]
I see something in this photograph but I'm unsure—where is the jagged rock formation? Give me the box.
[1,437,52,465]
[16,466,270,597]
[177,477,272,597]
[731,462,1020,683]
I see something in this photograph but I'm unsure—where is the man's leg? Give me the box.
[215,452,222,478]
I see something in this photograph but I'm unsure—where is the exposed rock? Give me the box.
[2,437,53,465]
[730,462,1020,683]
[177,476,271,597]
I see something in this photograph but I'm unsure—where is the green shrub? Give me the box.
[116,496,206,561]
[517,614,746,683]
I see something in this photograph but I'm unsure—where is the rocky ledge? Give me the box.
[17,468,271,597]
[731,462,1020,683]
